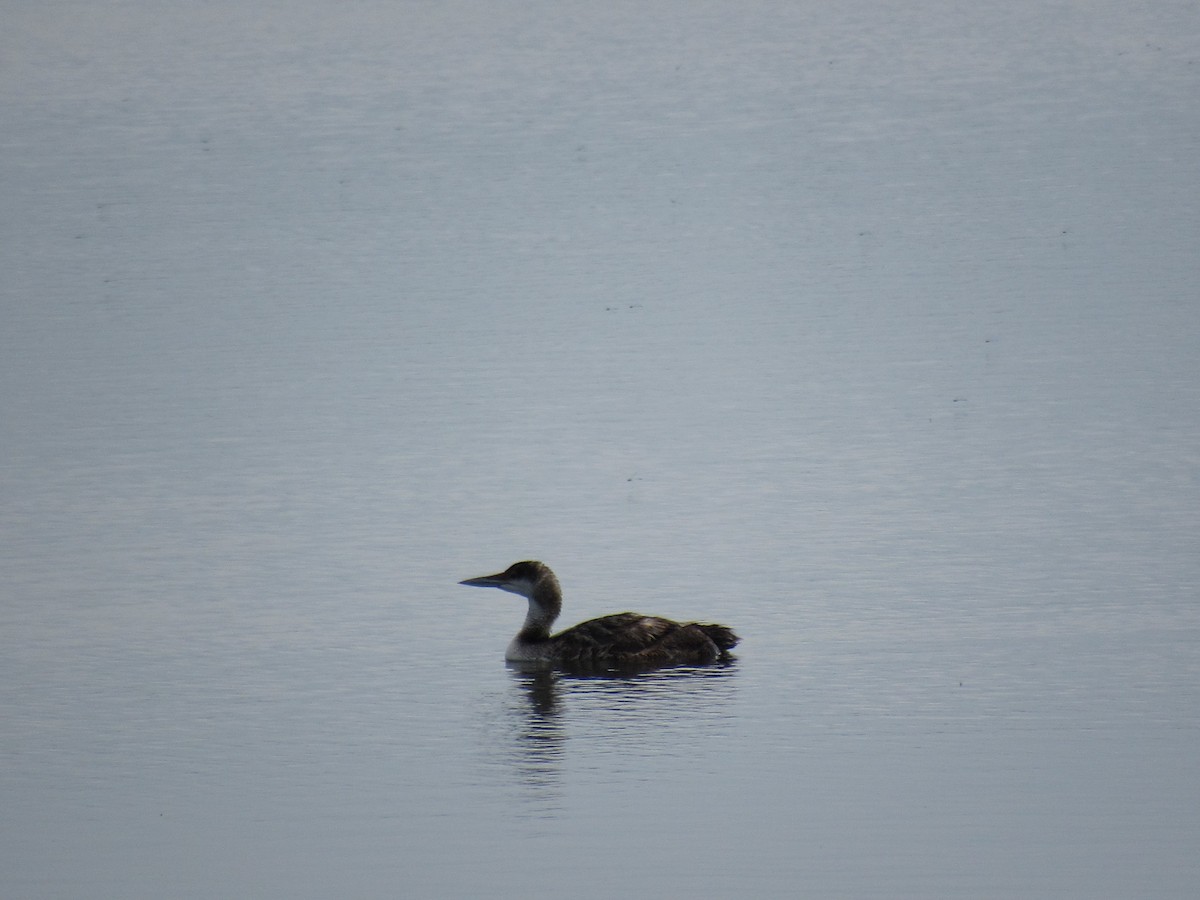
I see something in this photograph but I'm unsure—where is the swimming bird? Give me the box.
[459,560,738,670]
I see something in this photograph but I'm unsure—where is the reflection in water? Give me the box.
[504,668,566,808]
[501,663,739,813]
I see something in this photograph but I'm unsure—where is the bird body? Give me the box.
[460,561,738,671]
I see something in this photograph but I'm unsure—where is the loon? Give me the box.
[459,560,738,670]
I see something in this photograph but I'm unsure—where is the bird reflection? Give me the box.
[500,661,739,812]
[503,667,566,808]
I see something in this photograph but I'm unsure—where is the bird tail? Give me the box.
[698,623,739,654]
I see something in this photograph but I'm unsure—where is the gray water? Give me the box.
[3,1,1198,897]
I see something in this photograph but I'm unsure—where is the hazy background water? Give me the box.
[3,1,1198,897]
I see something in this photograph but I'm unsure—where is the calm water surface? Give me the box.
[3,1,1198,897]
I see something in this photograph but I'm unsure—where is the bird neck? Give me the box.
[518,574,562,642]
